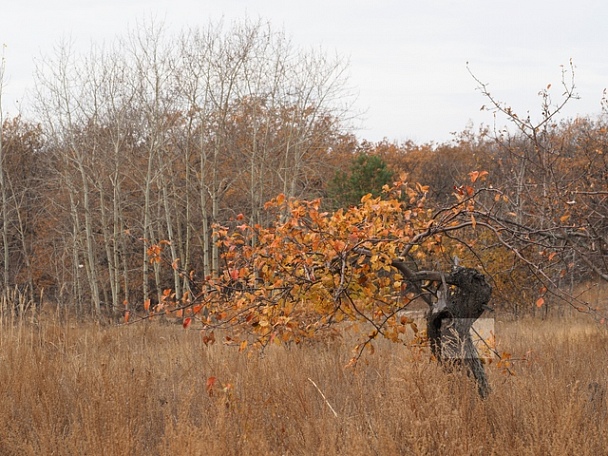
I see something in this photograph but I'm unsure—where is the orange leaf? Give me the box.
[535,297,545,308]
[468,170,488,183]
[182,317,192,329]
[206,376,217,396]
[124,310,130,323]
[332,239,346,252]
[344,357,357,369]
[192,304,203,315]
[202,331,216,345]
[143,299,150,312]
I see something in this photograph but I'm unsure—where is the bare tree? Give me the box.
[0,45,8,291]
[29,19,354,315]
[470,61,608,314]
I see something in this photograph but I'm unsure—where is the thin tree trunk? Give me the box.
[161,174,182,300]
[76,156,101,315]
[0,84,9,291]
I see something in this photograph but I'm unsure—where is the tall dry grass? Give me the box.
[0,308,607,455]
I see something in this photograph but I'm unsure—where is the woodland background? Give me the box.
[0,19,607,320]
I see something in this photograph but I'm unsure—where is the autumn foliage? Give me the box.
[0,21,604,332]
[140,170,506,361]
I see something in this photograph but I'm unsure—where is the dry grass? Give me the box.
[0,310,607,455]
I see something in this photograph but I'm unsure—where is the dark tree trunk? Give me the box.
[426,266,492,398]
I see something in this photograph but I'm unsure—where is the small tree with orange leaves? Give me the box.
[142,171,506,394]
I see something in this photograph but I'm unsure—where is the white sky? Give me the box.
[1,0,607,143]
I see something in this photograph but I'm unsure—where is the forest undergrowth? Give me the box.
[0,307,607,456]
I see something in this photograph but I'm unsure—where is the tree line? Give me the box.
[0,20,606,319]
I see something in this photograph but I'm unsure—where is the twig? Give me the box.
[308,378,338,418]
[471,325,515,376]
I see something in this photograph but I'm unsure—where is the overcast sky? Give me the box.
[1,0,607,143]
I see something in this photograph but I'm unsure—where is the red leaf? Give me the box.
[206,376,217,396]
[192,304,203,315]
[183,317,192,329]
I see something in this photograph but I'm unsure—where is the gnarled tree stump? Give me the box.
[426,266,492,398]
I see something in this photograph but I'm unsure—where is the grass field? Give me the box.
[0,309,607,455]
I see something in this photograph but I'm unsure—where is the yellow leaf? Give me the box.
[367,343,375,355]
[416,183,429,193]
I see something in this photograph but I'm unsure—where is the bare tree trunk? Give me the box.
[426,267,493,398]
[0,54,9,291]
[141,147,159,305]
[160,174,182,299]
[98,178,118,313]
[66,186,84,313]
[75,155,101,315]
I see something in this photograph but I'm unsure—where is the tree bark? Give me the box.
[425,266,492,398]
